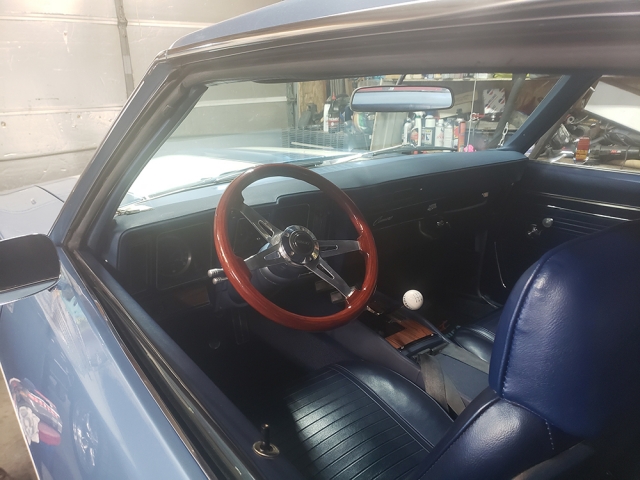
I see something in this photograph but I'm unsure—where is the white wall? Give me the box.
[0,0,279,191]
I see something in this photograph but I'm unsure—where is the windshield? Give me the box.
[122,73,560,206]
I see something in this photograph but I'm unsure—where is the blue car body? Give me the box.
[0,257,209,479]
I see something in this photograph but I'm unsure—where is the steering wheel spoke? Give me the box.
[214,163,377,330]
[306,258,353,298]
[244,244,286,271]
[239,203,282,245]
[318,239,360,259]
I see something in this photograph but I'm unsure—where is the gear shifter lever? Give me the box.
[402,290,424,310]
[401,289,451,345]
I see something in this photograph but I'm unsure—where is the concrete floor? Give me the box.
[0,367,37,480]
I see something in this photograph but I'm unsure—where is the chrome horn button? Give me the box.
[290,231,315,255]
[281,225,319,265]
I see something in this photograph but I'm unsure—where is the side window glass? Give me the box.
[531,76,640,174]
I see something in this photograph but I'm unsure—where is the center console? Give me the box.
[328,290,490,404]
[359,292,444,355]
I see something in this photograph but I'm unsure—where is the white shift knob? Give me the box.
[402,290,423,310]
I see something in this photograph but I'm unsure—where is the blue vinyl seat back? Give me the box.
[489,220,640,438]
[258,221,640,480]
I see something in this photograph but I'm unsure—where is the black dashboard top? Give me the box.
[100,150,527,299]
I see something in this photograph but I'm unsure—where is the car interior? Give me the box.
[85,73,640,479]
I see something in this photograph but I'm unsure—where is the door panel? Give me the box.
[484,161,640,301]
[0,250,207,480]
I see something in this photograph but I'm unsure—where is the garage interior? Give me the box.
[0,0,279,193]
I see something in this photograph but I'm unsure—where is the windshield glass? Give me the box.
[122,73,560,206]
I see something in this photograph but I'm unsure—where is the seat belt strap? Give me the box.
[439,343,490,374]
[418,353,466,415]
[405,311,489,374]
[443,373,467,415]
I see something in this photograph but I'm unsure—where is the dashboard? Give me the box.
[105,196,353,320]
[101,152,528,321]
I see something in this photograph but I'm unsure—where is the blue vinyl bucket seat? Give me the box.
[258,220,640,479]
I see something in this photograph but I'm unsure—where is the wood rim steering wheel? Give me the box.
[213,164,378,331]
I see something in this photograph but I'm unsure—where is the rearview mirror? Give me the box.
[0,234,60,305]
[350,85,454,112]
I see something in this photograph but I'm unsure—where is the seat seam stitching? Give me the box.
[500,397,560,453]
[545,421,555,451]
[333,364,451,417]
[476,326,496,340]
[330,365,437,450]
[501,260,545,392]
[330,365,435,450]
[423,397,498,475]
[500,221,640,393]
[462,325,495,342]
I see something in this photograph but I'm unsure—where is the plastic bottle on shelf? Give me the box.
[402,116,412,144]
[435,119,445,147]
[323,103,330,132]
[413,112,422,147]
[423,114,436,146]
[327,95,340,130]
[575,137,590,164]
[444,120,454,149]
[456,119,467,152]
